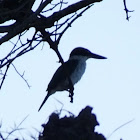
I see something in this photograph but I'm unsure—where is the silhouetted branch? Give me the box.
[5,115,29,140]
[107,118,134,139]
[12,64,31,88]
[0,115,29,139]
[0,133,4,140]
[0,31,40,89]
[42,1,68,13]
[0,61,11,90]
[57,4,94,45]
[123,0,134,21]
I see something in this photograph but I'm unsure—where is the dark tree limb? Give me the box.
[34,0,102,28]
[0,0,102,44]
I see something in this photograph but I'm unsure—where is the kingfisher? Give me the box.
[38,47,107,111]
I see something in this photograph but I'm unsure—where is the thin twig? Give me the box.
[0,32,40,89]
[12,64,31,89]
[123,0,134,21]
[51,13,76,36]
[5,115,29,140]
[54,0,65,42]
[107,118,134,139]
[43,3,60,13]
[0,62,11,90]
[1,35,20,64]
[0,31,38,69]
[57,4,94,44]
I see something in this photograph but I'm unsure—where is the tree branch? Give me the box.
[0,60,11,90]
[123,0,134,21]
[12,64,31,89]
[35,0,102,28]
[57,4,94,45]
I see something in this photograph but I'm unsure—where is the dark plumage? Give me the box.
[38,47,107,111]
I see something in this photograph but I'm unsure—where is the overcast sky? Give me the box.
[0,0,139,139]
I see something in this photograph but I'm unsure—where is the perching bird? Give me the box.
[38,47,107,111]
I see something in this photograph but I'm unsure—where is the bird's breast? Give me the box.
[70,61,86,85]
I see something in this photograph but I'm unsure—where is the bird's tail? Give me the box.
[38,92,50,112]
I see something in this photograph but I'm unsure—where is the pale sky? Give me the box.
[0,0,139,139]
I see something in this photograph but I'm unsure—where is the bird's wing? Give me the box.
[47,59,79,91]
[38,60,79,112]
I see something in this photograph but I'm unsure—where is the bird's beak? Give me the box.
[90,52,107,59]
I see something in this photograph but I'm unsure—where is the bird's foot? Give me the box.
[70,97,73,103]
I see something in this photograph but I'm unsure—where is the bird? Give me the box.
[38,47,107,111]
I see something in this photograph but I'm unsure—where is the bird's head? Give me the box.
[69,47,107,60]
